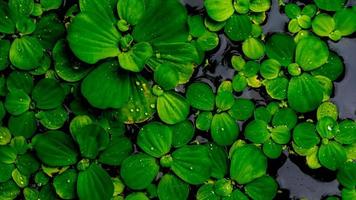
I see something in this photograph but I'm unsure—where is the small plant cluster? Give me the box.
[0,0,355,200]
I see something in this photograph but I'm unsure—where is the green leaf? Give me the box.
[215,91,234,111]
[6,71,33,94]
[53,40,91,82]
[32,13,66,49]
[53,169,77,199]
[224,189,249,200]
[316,117,338,139]
[254,106,272,123]
[0,146,17,164]
[293,122,320,149]
[207,143,228,179]
[126,192,149,200]
[40,0,62,11]
[232,75,247,92]
[186,82,215,111]
[171,145,212,185]
[32,131,78,167]
[117,75,156,123]
[188,15,206,37]
[211,112,239,146]
[341,188,356,200]
[230,145,267,184]
[245,176,278,200]
[334,8,356,36]
[157,174,189,200]
[148,42,198,83]
[264,77,288,100]
[171,120,195,148]
[9,0,34,18]
[197,183,220,200]
[157,91,190,125]
[120,153,159,190]
[77,164,114,200]
[244,120,269,144]
[0,40,10,71]
[69,115,93,137]
[98,137,132,166]
[271,126,291,145]
[295,36,329,71]
[314,0,346,11]
[263,139,283,159]
[0,180,20,199]
[79,0,116,13]
[119,42,153,72]
[0,2,16,34]
[197,31,219,51]
[81,61,131,109]
[260,59,281,79]
[228,98,255,121]
[317,102,338,121]
[138,122,172,158]
[249,0,271,12]
[0,163,14,182]
[67,11,120,64]
[312,14,335,37]
[15,153,39,176]
[74,124,109,159]
[8,111,36,138]
[311,52,344,82]
[36,106,68,130]
[0,127,11,145]
[224,14,252,41]
[272,108,297,130]
[287,73,324,113]
[12,168,28,188]
[117,0,144,25]
[132,0,188,43]
[154,63,180,90]
[265,33,295,66]
[335,120,356,145]
[242,38,265,60]
[196,111,213,131]
[204,0,234,22]
[9,36,43,70]
[337,161,356,188]
[32,78,65,110]
[5,89,31,116]
[318,141,347,170]
[10,136,28,155]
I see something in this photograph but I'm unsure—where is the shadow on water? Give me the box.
[182,0,356,199]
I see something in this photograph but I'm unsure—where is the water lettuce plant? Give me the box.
[67,0,200,115]
[0,0,355,199]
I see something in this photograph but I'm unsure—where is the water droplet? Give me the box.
[20,181,24,185]
[150,104,155,109]
[135,108,140,112]
[140,88,144,91]
[135,81,140,86]
[327,126,332,131]
[189,166,193,170]
[150,147,154,150]
[144,112,148,116]
[130,109,134,112]
[221,128,225,131]
[67,179,71,183]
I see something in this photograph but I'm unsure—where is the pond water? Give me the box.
[182,0,356,199]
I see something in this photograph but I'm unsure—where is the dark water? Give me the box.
[182,0,356,199]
